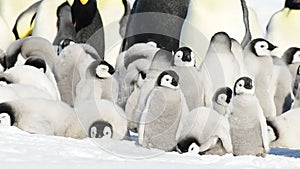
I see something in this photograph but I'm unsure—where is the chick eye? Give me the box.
[166,78,169,81]
[239,84,242,87]
[260,45,265,48]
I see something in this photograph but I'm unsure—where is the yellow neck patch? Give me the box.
[80,0,88,5]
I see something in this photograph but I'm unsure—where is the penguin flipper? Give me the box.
[119,0,131,38]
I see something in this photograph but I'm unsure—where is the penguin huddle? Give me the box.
[0,0,300,158]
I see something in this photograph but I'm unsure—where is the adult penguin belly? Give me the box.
[97,0,128,66]
[180,0,249,62]
[267,8,300,57]
[32,0,67,42]
[122,0,190,52]
[0,16,15,51]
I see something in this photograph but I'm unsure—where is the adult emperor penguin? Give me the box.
[0,98,86,139]
[270,56,293,115]
[266,0,300,57]
[74,99,128,140]
[74,60,118,105]
[32,0,69,42]
[122,0,190,52]
[180,0,254,62]
[200,32,241,94]
[176,87,233,155]
[267,108,300,150]
[172,47,211,109]
[53,2,76,46]
[244,38,277,118]
[138,70,189,151]
[12,1,41,40]
[281,47,300,81]
[230,77,269,157]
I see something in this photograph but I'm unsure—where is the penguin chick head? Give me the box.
[0,103,15,126]
[285,0,300,9]
[250,38,277,57]
[213,87,233,106]
[95,60,115,79]
[282,47,300,64]
[173,47,195,67]
[188,142,200,154]
[24,56,47,73]
[57,39,76,55]
[234,77,255,96]
[89,120,113,138]
[156,70,180,90]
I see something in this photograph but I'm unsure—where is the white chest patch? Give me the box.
[0,113,11,126]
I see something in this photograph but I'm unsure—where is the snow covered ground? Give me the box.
[1,126,300,169]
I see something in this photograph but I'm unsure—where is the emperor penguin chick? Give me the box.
[244,38,277,118]
[138,70,189,151]
[229,77,269,157]
[172,47,211,109]
[74,60,118,105]
[176,87,233,155]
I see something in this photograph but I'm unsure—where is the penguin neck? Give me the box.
[213,102,229,117]
[98,0,122,8]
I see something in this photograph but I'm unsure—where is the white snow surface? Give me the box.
[1,126,300,169]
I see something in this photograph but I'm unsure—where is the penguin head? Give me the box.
[282,47,300,64]
[71,0,98,32]
[156,70,180,90]
[188,142,200,154]
[89,120,113,138]
[285,0,300,9]
[234,77,255,96]
[95,60,115,79]
[173,47,195,67]
[210,32,232,49]
[57,39,76,55]
[213,87,233,106]
[176,137,201,154]
[250,38,277,57]
[24,56,47,73]
[0,103,15,126]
